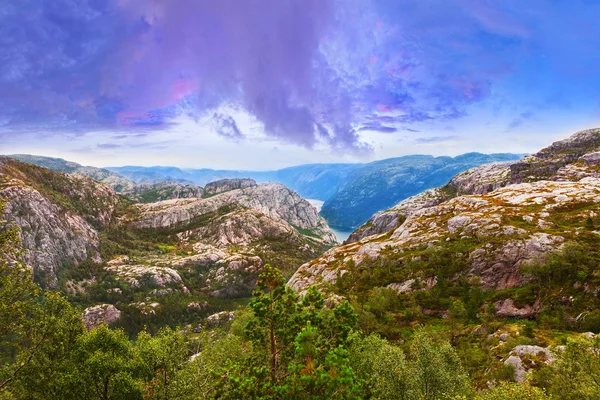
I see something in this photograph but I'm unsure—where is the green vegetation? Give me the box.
[6,150,600,397]
[4,243,600,398]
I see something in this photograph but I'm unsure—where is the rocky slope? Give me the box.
[347,161,515,243]
[289,128,600,320]
[204,178,256,196]
[349,128,600,243]
[132,182,336,244]
[0,156,338,326]
[0,157,124,287]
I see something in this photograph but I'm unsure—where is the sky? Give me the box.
[1,0,600,170]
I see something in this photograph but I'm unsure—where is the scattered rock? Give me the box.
[504,355,526,383]
[494,298,541,319]
[187,301,208,311]
[206,311,235,327]
[132,301,161,316]
[511,345,555,363]
[503,345,555,383]
[83,304,121,330]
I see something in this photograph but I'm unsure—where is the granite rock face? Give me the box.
[494,299,541,319]
[511,128,600,183]
[290,129,600,308]
[0,157,122,287]
[347,188,452,243]
[204,178,257,196]
[291,177,599,294]
[349,129,600,245]
[105,257,189,292]
[133,182,336,245]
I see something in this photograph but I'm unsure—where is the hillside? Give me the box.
[280,128,600,389]
[0,157,337,334]
[290,127,600,326]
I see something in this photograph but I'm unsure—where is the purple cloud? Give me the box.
[3,0,600,156]
[213,114,244,140]
[358,123,398,133]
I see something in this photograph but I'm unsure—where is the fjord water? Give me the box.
[307,199,352,242]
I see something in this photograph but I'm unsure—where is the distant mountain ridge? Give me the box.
[320,152,525,229]
[8,154,205,203]
[9,152,525,230]
[107,163,362,201]
[107,153,524,227]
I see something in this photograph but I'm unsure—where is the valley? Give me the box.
[3,2,599,397]
[2,128,600,398]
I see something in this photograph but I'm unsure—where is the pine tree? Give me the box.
[216,264,361,399]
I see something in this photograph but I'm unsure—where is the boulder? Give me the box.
[504,355,526,383]
[83,304,121,330]
[503,345,555,383]
[206,311,235,327]
[494,299,540,319]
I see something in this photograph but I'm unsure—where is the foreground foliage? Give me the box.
[3,196,600,398]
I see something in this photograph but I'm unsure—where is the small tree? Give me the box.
[348,332,411,399]
[136,327,188,400]
[73,325,144,400]
[410,328,471,399]
[585,216,595,231]
[545,337,600,399]
[216,264,361,399]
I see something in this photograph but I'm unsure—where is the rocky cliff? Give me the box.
[349,129,600,244]
[0,157,124,287]
[1,156,337,310]
[289,128,600,319]
[203,178,256,196]
[133,182,336,244]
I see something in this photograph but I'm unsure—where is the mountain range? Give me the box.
[11,152,524,231]
[3,128,600,394]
